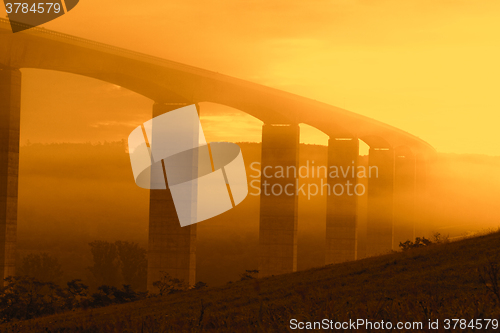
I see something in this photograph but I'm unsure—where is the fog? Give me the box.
[16,141,500,287]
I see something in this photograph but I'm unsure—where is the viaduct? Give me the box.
[0,19,435,290]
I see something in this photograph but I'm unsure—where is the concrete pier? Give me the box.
[393,148,416,249]
[366,147,394,256]
[325,138,359,264]
[258,124,299,277]
[0,68,20,286]
[355,163,368,260]
[414,154,429,237]
[147,102,196,291]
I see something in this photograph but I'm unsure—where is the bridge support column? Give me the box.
[259,124,299,278]
[366,147,394,256]
[147,102,196,292]
[393,149,416,249]
[0,68,20,286]
[414,155,429,238]
[325,138,358,264]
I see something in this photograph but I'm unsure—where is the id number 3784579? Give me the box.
[5,2,62,14]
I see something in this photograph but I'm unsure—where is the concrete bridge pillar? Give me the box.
[366,147,394,256]
[147,102,196,292]
[0,68,21,286]
[393,148,416,249]
[258,124,299,278]
[325,138,359,264]
[414,154,429,237]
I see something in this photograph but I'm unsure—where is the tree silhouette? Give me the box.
[115,241,147,291]
[88,241,121,287]
[17,253,63,284]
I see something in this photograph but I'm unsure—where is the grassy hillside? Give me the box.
[3,231,500,332]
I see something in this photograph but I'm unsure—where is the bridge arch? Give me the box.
[0,20,436,289]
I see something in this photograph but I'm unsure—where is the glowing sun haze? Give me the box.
[6,0,500,155]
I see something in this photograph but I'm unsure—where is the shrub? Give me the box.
[0,276,64,322]
[193,281,208,290]
[399,237,433,251]
[152,272,186,296]
[239,270,259,281]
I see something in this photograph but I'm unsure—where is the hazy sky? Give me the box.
[6,0,500,155]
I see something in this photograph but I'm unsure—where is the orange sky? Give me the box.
[4,0,500,155]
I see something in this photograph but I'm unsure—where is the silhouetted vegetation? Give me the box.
[0,275,147,324]
[239,269,259,281]
[89,284,144,308]
[115,241,147,291]
[88,240,147,291]
[88,241,122,287]
[193,281,208,290]
[0,276,63,322]
[64,279,88,309]
[152,272,186,296]
[399,236,433,251]
[399,233,450,251]
[4,230,500,332]
[479,258,500,304]
[17,253,63,284]
[0,240,152,323]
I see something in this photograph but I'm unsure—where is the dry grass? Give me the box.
[2,231,500,332]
